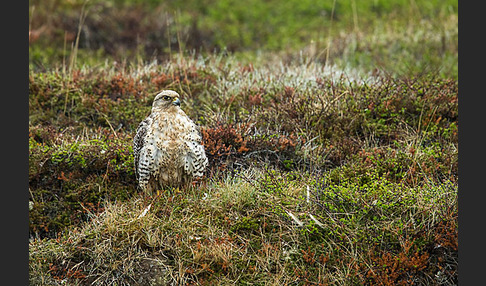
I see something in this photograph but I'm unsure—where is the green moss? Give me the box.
[230,216,260,235]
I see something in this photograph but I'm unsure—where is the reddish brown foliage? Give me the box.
[201,122,299,173]
[364,207,457,286]
[366,239,430,285]
[202,123,250,158]
[89,72,143,100]
[48,262,86,281]
[433,219,457,252]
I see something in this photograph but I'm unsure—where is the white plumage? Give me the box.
[133,90,208,194]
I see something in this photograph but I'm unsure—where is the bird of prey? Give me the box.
[133,90,208,194]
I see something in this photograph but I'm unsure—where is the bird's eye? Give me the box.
[163,96,171,101]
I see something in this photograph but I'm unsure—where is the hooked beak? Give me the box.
[172,97,181,106]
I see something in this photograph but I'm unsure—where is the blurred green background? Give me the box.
[29,0,457,77]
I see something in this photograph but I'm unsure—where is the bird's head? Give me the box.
[152,90,181,112]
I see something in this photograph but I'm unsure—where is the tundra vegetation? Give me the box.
[29,0,457,284]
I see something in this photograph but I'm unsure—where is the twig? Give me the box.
[308,214,325,228]
[137,204,151,219]
[285,209,304,227]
